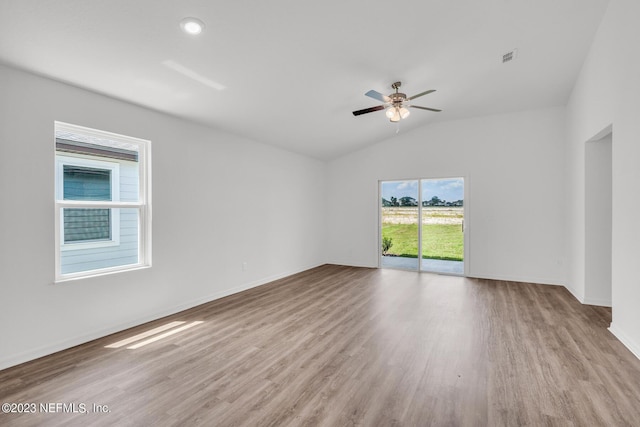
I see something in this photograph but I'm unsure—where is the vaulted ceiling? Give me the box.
[0,0,609,160]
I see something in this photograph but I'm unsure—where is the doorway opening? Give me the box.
[380,178,464,275]
[585,127,612,306]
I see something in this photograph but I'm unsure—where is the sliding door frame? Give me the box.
[378,175,468,276]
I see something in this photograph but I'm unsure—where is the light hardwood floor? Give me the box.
[2,265,640,426]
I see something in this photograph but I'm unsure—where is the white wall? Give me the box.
[326,107,566,285]
[566,0,640,358]
[585,134,612,306]
[0,65,327,370]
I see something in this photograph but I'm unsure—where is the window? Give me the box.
[54,122,151,281]
[57,156,120,247]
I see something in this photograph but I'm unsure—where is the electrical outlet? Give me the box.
[242,262,248,271]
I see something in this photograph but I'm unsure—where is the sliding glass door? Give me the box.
[380,180,420,271]
[420,178,464,274]
[380,178,464,275]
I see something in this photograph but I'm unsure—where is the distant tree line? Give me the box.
[382,196,463,207]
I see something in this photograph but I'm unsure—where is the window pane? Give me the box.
[63,166,111,201]
[63,208,110,242]
[380,180,420,271]
[60,208,139,275]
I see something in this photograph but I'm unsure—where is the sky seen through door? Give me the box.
[381,178,463,202]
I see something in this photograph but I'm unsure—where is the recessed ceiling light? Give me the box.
[180,17,205,35]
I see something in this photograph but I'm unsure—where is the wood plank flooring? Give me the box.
[1,265,640,426]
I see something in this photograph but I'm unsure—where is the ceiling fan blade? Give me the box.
[410,105,442,112]
[365,90,391,103]
[352,105,386,116]
[408,89,436,101]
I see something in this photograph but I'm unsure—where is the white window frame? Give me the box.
[54,122,152,282]
[56,154,121,250]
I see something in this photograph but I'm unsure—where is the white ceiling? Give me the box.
[0,0,609,160]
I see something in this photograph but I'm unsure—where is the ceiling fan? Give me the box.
[352,81,441,122]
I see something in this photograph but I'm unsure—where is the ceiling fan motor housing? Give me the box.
[390,82,406,106]
[390,92,407,106]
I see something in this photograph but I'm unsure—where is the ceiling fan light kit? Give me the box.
[385,106,409,122]
[353,81,441,122]
[385,108,396,119]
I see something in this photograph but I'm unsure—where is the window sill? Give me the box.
[54,264,151,284]
[60,240,120,251]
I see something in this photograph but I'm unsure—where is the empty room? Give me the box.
[2,0,640,425]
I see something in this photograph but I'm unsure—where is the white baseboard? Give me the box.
[0,262,324,371]
[563,284,584,304]
[326,260,378,269]
[609,322,640,361]
[582,297,612,307]
[466,272,563,286]
[562,285,612,308]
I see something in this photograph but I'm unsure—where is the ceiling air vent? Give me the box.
[502,48,518,63]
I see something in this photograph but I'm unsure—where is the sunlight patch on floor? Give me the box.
[105,320,204,349]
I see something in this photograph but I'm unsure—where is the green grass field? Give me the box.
[382,223,463,261]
